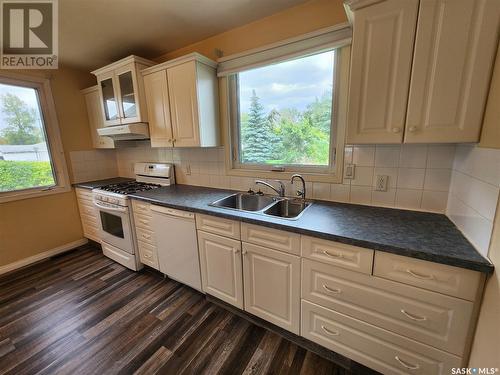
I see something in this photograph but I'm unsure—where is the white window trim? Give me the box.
[221,44,350,183]
[0,72,70,204]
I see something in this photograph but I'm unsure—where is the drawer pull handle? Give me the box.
[233,249,240,254]
[323,250,343,258]
[395,356,419,370]
[140,219,148,224]
[142,234,151,239]
[400,309,427,322]
[321,325,339,336]
[322,284,341,294]
[406,269,434,280]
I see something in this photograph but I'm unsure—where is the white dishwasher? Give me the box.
[151,205,202,291]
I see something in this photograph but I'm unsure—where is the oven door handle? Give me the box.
[93,200,127,213]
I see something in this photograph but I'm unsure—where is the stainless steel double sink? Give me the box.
[209,192,311,220]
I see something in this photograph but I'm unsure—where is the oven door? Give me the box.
[93,200,135,254]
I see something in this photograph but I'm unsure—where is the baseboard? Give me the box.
[0,238,89,275]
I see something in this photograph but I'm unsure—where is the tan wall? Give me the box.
[469,199,500,367]
[156,0,347,62]
[0,67,95,267]
[479,42,500,149]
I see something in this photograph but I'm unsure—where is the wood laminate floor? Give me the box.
[0,246,378,375]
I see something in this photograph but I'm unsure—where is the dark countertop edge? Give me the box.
[130,194,494,274]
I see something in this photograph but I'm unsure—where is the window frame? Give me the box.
[222,45,350,183]
[0,72,70,203]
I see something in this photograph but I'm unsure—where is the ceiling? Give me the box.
[59,0,309,72]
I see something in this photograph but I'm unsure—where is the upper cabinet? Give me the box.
[345,0,500,144]
[346,0,419,144]
[91,56,155,127]
[142,53,220,148]
[81,86,114,149]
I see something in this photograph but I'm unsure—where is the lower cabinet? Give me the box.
[197,230,244,308]
[242,242,301,334]
[301,300,461,375]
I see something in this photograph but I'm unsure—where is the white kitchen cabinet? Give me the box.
[92,55,154,127]
[143,70,173,147]
[142,53,220,148]
[131,200,159,270]
[75,188,100,242]
[198,230,244,308]
[81,86,114,149]
[404,0,500,143]
[345,0,500,144]
[345,0,419,144]
[242,242,301,334]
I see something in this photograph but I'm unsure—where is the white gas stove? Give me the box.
[92,162,174,270]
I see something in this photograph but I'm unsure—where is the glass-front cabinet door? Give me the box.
[98,72,121,126]
[115,66,141,124]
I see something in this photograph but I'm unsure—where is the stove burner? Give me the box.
[100,181,162,195]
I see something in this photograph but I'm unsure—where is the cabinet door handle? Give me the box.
[321,325,339,336]
[406,269,434,280]
[142,234,151,239]
[395,356,419,370]
[233,249,240,254]
[322,284,341,294]
[391,127,401,133]
[140,219,148,224]
[400,309,427,322]
[408,126,418,133]
[323,250,343,259]
[242,249,247,255]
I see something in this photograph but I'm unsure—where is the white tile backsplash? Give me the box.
[447,145,500,257]
[70,150,118,183]
[83,143,460,214]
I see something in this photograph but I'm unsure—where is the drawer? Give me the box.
[302,259,473,356]
[301,300,462,375]
[132,200,152,216]
[374,252,483,301]
[78,204,97,218]
[196,214,240,240]
[138,241,159,270]
[82,225,100,242]
[134,212,153,230]
[241,223,300,255]
[76,188,93,200]
[135,226,155,246]
[301,236,374,274]
[81,213,98,228]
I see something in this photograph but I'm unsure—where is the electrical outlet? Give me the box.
[185,164,191,175]
[344,164,355,179]
[375,175,388,191]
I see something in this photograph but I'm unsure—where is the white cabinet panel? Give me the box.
[243,242,300,334]
[143,70,173,147]
[346,0,419,144]
[301,236,374,274]
[405,0,500,143]
[198,231,243,308]
[241,223,300,255]
[82,86,114,149]
[302,300,462,375]
[302,258,473,356]
[167,61,201,148]
[374,252,483,301]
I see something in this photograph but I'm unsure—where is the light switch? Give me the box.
[344,164,355,179]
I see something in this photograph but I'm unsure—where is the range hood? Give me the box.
[97,123,150,140]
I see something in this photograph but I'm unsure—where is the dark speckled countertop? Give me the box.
[73,177,134,190]
[75,181,493,274]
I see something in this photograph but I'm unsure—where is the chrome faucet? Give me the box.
[291,174,306,200]
[255,180,285,197]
